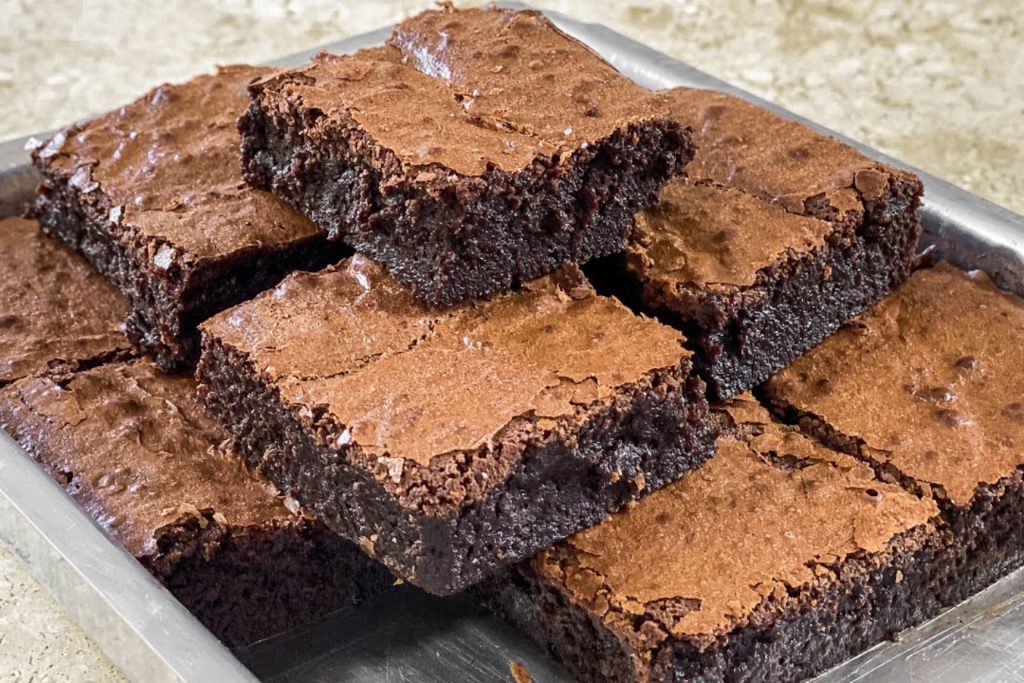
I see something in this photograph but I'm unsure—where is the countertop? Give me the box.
[0,1,1020,680]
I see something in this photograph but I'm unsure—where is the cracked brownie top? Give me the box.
[248,6,671,178]
[767,263,1024,507]
[0,217,130,385]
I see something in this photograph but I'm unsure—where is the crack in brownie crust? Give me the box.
[198,256,717,595]
[30,65,347,370]
[617,89,923,400]
[0,217,133,386]
[478,396,946,682]
[0,361,391,647]
[239,7,691,306]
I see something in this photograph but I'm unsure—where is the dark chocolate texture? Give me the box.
[198,255,717,594]
[31,65,347,369]
[239,6,691,306]
[0,361,391,647]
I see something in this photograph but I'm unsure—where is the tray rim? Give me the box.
[0,5,1022,682]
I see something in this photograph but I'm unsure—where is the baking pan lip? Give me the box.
[0,4,1022,682]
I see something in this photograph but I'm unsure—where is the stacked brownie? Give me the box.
[481,396,945,681]
[606,88,924,399]
[764,263,1024,603]
[0,218,390,646]
[239,6,691,305]
[8,5,1024,682]
[197,256,715,594]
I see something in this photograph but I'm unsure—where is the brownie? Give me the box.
[765,261,1024,605]
[611,88,923,400]
[239,6,691,307]
[480,396,945,682]
[0,360,392,647]
[197,255,716,595]
[30,65,347,370]
[0,216,131,385]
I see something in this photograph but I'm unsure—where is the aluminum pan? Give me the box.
[0,7,1022,682]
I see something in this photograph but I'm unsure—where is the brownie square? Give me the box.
[480,396,945,682]
[197,256,716,595]
[30,65,347,370]
[610,88,923,400]
[239,6,691,307]
[0,216,131,385]
[0,360,392,647]
[765,262,1024,605]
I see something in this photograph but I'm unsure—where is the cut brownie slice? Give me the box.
[239,6,691,307]
[30,65,347,370]
[0,360,392,647]
[765,262,1024,603]
[197,256,716,595]
[480,396,944,682]
[0,216,131,385]
[616,88,923,400]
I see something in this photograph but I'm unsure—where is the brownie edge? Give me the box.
[198,257,718,594]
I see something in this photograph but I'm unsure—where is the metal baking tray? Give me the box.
[1,6,1023,682]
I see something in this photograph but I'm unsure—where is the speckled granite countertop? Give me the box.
[0,1,1020,680]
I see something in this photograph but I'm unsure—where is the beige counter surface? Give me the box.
[0,1,1021,680]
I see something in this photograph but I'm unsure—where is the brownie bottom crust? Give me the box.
[240,104,689,307]
[33,180,346,370]
[481,525,949,683]
[151,510,393,648]
[198,336,718,596]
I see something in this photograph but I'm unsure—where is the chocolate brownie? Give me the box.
[30,65,347,370]
[612,88,923,400]
[765,262,1024,604]
[0,216,131,385]
[197,256,716,595]
[0,360,392,647]
[239,6,691,307]
[480,396,945,682]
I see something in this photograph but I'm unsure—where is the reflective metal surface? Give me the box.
[1,7,1022,682]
